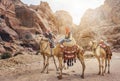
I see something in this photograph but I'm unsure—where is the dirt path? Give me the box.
[0,52,120,81]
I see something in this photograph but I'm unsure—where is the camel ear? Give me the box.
[89,41,93,46]
[91,40,94,44]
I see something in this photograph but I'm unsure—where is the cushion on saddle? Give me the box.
[64,52,76,60]
[99,44,107,48]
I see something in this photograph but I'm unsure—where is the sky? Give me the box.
[21,0,105,25]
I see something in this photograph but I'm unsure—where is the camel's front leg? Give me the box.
[57,57,63,79]
[46,56,50,74]
[77,54,85,79]
[96,57,101,75]
[41,55,46,73]
[41,56,50,73]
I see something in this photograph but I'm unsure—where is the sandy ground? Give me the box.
[0,52,120,81]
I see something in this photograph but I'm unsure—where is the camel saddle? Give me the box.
[105,46,112,59]
[60,44,78,60]
[99,44,112,58]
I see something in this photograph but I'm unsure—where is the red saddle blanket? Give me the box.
[99,43,107,48]
[99,44,112,58]
[60,45,78,60]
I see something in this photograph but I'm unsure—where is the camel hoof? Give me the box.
[98,72,101,75]
[104,71,106,73]
[46,72,49,74]
[81,75,84,79]
[41,71,44,73]
[57,75,62,80]
[102,73,105,76]
[64,67,67,70]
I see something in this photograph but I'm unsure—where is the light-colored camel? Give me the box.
[39,37,85,79]
[89,41,112,75]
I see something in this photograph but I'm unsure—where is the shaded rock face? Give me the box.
[79,0,120,50]
[15,6,35,27]
[0,0,20,40]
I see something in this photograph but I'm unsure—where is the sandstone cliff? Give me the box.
[0,0,59,54]
[78,0,120,50]
[55,10,73,34]
[0,0,120,54]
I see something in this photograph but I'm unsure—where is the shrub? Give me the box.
[1,52,12,59]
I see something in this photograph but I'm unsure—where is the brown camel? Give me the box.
[39,37,85,79]
[89,41,112,76]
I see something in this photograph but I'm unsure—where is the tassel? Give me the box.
[67,59,69,66]
[69,59,71,66]
[74,58,76,63]
[72,62,73,66]
[64,59,66,63]
[71,59,73,66]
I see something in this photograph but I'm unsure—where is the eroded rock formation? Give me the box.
[0,0,59,54]
[77,0,120,50]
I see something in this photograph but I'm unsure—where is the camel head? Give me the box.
[89,40,98,51]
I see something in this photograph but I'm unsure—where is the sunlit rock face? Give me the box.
[30,1,59,34]
[0,0,59,40]
[78,0,120,50]
[55,10,74,34]
[0,0,21,40]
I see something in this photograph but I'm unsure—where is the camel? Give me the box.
[39,37,85,79]
[89,41,112,76]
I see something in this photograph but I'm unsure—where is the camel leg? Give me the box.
[101,58,105,76]
[46,56,50,74]
[77,54,85,79]
[104,58,107,73]
[108,58,110,74]
[57,57,63,79]
[41,56,49,73]
[97,58,101,75]
[62,63,67,70]
[41,55,46,73]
